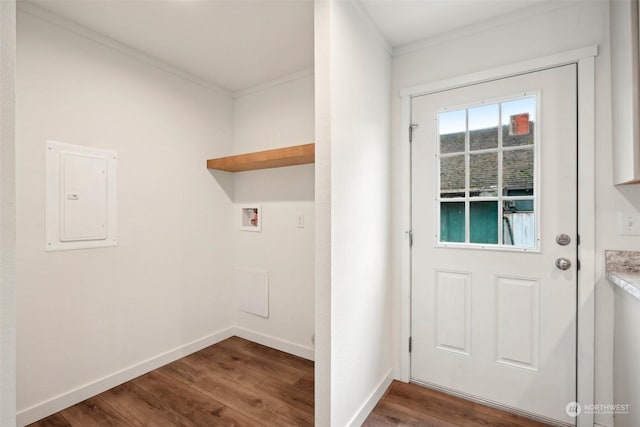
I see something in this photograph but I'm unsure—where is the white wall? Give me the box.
[315,1,393,425]
[314,1,332,423]
[232,75,315,358]
[391,2,635,426]
[0,1,16,426]
[16,10,236,425]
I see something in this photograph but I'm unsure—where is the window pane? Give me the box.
[440,202,465,243]
[440,155,465,198]
[439,110,466,154]
[469,152,498,197]
[503,200,535,247]
[436,96,537,249]
[503,149,534,195]
[502,97,536,147]
[514,199,534,211]
[470,201,498,244]
[469,104,499,151]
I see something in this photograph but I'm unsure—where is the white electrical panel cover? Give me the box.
[46,141,117,251]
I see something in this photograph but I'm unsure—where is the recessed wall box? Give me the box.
[240,204,262,232]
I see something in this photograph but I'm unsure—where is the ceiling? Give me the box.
[22,0,315,93]
[22,0,547,94]
[360,0,547,47]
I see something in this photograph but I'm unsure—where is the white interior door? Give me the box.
[410,64,577,425]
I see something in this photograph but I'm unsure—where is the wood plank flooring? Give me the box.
[29,337,551,426]
[364,381,552,427]
[28,337,314,427]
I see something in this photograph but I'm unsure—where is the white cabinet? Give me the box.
[611,0,640,184]
[614,286,640,426]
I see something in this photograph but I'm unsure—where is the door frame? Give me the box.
[398,46,597,427]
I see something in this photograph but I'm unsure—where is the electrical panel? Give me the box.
[46,141,117,251]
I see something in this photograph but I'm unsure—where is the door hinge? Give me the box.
[577,259,581,271]
[577,234,581,245]
[409,336,412,353]
[409,124,418,143]
[406,229,413,247]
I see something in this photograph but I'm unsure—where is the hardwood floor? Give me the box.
[364,381,552,427]
[29,337,551,426]
[29,337,314,427]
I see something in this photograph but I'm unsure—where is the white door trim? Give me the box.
[399,45,597,427]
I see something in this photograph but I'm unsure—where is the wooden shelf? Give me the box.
[206,143,315,172]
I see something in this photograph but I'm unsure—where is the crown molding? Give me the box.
[352,0,393,56]
[393,1,581,57]
[233,67,314,99]
[17,1,234,98]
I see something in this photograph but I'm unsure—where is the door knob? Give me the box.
[555,258,571,270]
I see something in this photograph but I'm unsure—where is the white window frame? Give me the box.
[435,93,540,251]
[398,46,597,427]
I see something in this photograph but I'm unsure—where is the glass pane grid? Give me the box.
[502,145,534,152]
[502,196,535,201]
[442,147,500,156]
[437,95,537,249]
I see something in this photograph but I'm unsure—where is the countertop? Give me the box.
[606,250,640,301]
[606,271,640,301]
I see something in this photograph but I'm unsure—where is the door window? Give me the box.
[437,95,537,248]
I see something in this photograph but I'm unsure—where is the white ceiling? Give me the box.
[22,0,547,94]
[360,0,547,47]
[23,0,315,93]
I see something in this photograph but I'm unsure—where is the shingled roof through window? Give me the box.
[440,123,535,195]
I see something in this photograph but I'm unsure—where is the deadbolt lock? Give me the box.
[555,258,571,271]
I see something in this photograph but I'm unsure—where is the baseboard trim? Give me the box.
[233,326,315,361]
[393,366,403,381]
[17,327,315,425]
[346,368,394,427]
[16,327,235,426]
